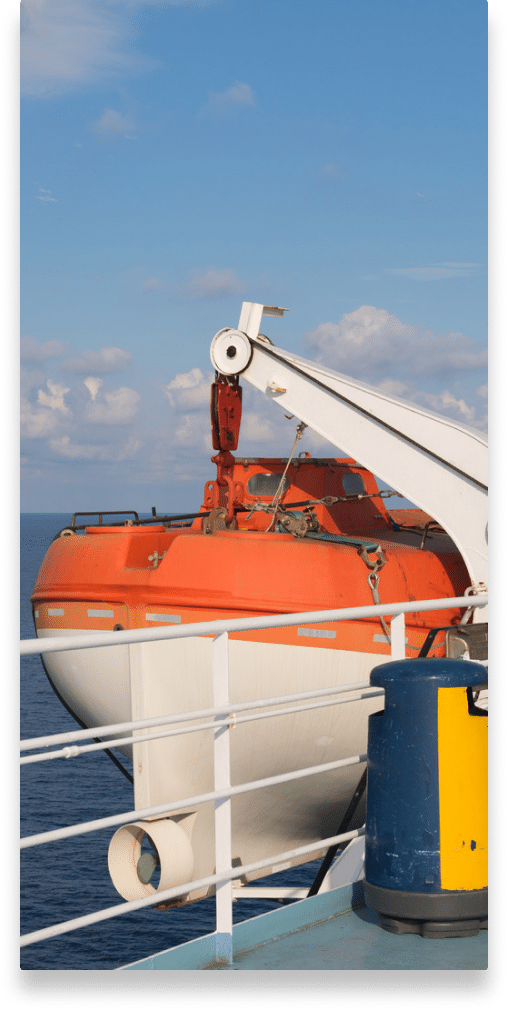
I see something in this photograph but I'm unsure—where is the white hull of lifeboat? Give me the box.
[38,629,387,900]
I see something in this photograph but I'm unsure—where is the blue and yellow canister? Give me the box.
[363,658,487,938]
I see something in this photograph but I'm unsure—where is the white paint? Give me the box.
[145,613,181,623]
[390,612,407,660]
[107,818,194,902]
[33,593,487,904]
[213,632,233,963]
[211,302,488,595]
[298,628,336,639]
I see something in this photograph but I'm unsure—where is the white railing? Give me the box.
[20,593,487,963]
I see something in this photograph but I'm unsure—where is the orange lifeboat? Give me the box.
[30,371,471,901]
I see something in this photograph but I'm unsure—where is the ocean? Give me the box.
[20,513,321,970]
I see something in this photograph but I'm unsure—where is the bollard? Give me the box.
[363,658,487,938]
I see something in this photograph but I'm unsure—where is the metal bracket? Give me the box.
[418,622,488,660]
[237,302,289,340]
[202,507,228,534]
[276,510,319,537]
[148,550,167,568]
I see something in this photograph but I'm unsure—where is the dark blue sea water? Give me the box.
[20,514,321,970]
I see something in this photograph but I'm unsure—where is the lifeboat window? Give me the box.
[246,473,289,498]
[342,473,366,496]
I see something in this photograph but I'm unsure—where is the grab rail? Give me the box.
[20,593,488,961]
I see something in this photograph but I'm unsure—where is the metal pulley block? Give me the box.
[275,509,319,538]
[202,507,237,534]
[210,375,243,451]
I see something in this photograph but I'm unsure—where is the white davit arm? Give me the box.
[210,302,488,596]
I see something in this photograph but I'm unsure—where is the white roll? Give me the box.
[210,328,252,375]
[108,818,195,902]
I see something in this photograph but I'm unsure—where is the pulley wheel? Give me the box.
[210,328,253,375]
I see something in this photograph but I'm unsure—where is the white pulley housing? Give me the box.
[108,817,194,901]
[210,328,252,375]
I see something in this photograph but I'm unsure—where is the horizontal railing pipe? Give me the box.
[21,689,384,766]
[20,592,487,956]
[21,826,365,948]
[20,594,487,656]
[20,679,377,751]
[20,752,366,849]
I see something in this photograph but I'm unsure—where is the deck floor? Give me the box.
[121,882,487,971]
[211,904,487,971]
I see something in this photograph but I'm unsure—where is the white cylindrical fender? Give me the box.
[108,818,195,901]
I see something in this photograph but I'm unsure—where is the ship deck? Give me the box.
[120,881,487,971]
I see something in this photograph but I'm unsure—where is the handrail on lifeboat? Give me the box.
[20,593,487,958]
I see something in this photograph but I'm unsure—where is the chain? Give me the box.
[243,489,400,519]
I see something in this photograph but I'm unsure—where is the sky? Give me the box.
[19,0,488,513]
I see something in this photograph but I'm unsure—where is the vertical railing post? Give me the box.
[390,612,406,660]
[212,632,233,965]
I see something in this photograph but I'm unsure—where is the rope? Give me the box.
[367,571,392,642]
[265,422,307,531]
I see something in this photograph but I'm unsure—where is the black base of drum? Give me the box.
[363,880,488,939]
[378,915,488,938]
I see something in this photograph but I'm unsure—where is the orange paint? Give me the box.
[31,457,468,657]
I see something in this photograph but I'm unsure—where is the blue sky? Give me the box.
[19,0,488,513]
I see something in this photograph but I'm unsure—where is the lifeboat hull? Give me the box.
[32,519,469,901]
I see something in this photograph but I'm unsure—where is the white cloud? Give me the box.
[20,1,215,98]
[89,108,137,140]
[21,399,58,438]
[477,384,488,399]
[305,305,487,378]
[438,262,480,268]
[205,81,255,114]
[20,0,151,98]
[172,413,212,449]
[412,389,477,425]
[37,379,71,414]
[63,346,133,373]
[181,267,245,300]
[238,411,277,443]
[83,376,103,400]
[374,378,413,398]
[83,386,140,423]
[164,372,310,454]
[22,378,71,439]
[49,434,142,461]
[165,368,211,410]
[21,367,47,402]
[36,187,58,202]
[373,377,486,430]
[388,263,480,281]
[21,335,67,361]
